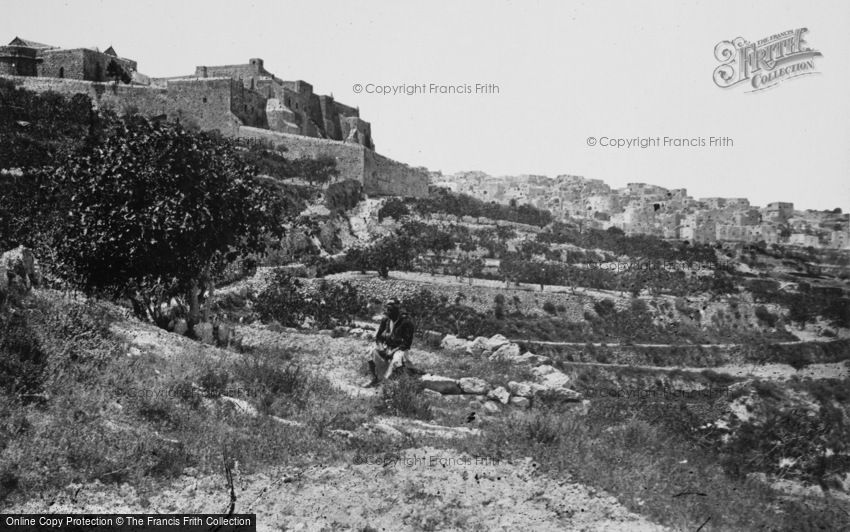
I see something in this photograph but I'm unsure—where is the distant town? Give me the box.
[433,172,850,249]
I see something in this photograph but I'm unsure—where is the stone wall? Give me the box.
[238,126,367,181]
[230,80,268,128]
[8,76,170,116]
[238,126,429,198]
[39,48,137,81]
[0,46,38,76]
[6,75,428,199]
[364,151,429,198]
[165,78,242,134]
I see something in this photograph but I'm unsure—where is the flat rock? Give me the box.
[364,422,404,439]
[420,374,462,395]
[422,389,444,401]
[532,365,571,388]
[531,384,582,403]
[487,386,510,404]
[220,396,258,417]
[458,377,489,395]
[440,334,469,352]
[508,381,534,398]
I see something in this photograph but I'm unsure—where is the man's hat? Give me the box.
[385,298,400,307]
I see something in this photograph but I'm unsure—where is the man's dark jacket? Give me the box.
[375,313,415,351]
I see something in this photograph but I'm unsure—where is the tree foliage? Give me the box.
[48,116,285,323]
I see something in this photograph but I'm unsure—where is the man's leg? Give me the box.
[364,347,387,387]
[383,350,408,381]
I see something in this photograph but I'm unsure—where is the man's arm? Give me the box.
[375,318,388,344]
[396,319,415,351]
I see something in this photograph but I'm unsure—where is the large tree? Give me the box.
[49,115,284,326]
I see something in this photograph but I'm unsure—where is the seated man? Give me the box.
[364,298,417,388]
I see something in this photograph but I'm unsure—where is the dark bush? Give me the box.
[324,179,363,212]
[254,270,306,327]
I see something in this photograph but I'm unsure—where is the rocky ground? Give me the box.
[7,445,666,531]
[3,309,671,531]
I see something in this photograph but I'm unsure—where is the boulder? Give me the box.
[487,386,510,405]
[509,396,531,409]
[508,381,534,398]
[458,377,489,395]
[465,336,490,356]
[531,383,582,403]
[440,334,469,352]
[489,343,521,361]
[484,334,511,352]
[532,365,571,388]
[420,374,462,395]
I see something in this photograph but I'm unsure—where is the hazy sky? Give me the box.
[4,0,849,210]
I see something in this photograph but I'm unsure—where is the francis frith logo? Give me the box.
[713,28,822,92]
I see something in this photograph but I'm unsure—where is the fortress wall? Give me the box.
[8,76,170,116]
[333,100,359,118]
[238,127,429,198]
[229,80,268,129]
[237,126,366,182]
[165,78,241,134]
[364,151,429,198]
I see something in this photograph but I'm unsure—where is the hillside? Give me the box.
[2,80,850,531]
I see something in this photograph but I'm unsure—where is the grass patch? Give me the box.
[376,373,432,420]
[452,404,850,531]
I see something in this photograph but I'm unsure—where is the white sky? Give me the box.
[4,0,849,210]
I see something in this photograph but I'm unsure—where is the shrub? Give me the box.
[754,305,778,328]
[307,279,364,329]
[254,270,305,327]
[324,179,363,212]
[378,198,410,221]
[542,301,557,315]
[520,410,565,445]
[593,299,616,317]
[377,373,432,420]
[232,354,305,416]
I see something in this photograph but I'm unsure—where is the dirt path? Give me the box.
[6,446,668,532]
